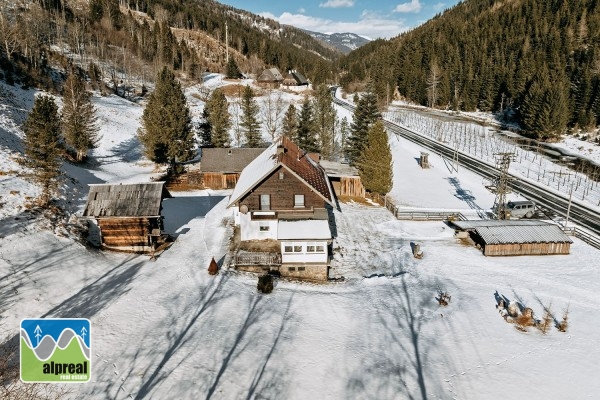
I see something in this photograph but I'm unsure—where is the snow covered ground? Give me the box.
[2,80,600,399]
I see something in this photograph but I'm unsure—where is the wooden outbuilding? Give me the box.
[319,160,365,198]
[200,147,265,189]
[82,182,171,253]
[283,70,309,86]
[452,220,572,256]
[257,67,284,88]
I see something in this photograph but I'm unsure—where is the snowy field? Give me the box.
[2,80,600,399]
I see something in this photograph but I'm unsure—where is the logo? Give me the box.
[20,318,91,383]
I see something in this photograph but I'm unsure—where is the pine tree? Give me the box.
[312,84,337,160]
[240,85,261,147]
[358,120,393,196]
[297,95,318,152]
[281,104,298,140]
[520,73,569,141]
[226,57,242,79]
[201,89,231,147]
[62,70,100,162]
[139,67,195,169]
[338,116,349,158]
[20,95,63,207]
[346,91,380,165]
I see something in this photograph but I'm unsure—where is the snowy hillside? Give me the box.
[304,30,371,54]
[1,80,600,399]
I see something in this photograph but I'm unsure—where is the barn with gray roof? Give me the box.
[82,182,171,252]
[452,220,572,256]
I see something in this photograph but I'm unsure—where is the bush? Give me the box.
[257,274,273,294]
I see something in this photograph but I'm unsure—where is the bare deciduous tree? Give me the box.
[260,88,286,141]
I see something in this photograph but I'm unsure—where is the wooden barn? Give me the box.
[82,182,171,253]
[452,220,572,256]
[319,160,365,198]
[283,70,309,86]
[257,67,284,88]
[200,148,264,189]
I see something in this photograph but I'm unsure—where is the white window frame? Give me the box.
[294,194,305,208]
[260,194,270,210]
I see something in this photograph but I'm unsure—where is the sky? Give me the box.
[217,0,459,39]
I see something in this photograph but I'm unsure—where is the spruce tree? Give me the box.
[281,104,298,140]
[358,120,393,196]
[139,67,195,169]
[240,85,261,147]
[201,89,231,147]
[226,58,242,79]
[312,84,336,160]
[520,74,569,141]
[346,91,380,165]
[62,70,100,162]
[20,95,63,207]
[297,95,318,152]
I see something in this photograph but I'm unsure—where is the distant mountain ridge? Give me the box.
[303,30,371,54]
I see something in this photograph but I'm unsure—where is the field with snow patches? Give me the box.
[2,80,600,399]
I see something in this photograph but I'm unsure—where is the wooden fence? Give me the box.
[384,197,466,222]
[562,226,600,250]
[234,251,281,266]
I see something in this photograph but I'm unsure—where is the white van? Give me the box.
[506,200,536,219]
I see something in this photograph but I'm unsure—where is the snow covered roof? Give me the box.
[277,220,332,240]
[83,182,170,218]
[453,220,573,244]
[227,136,335,207]
[200,148,265,173]
[319,159,359,177]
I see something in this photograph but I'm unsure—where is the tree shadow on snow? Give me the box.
[345,274,454,400]
[161,195,226,238]
[111,279,297,399]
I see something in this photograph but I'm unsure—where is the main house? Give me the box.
[227,136,336,280]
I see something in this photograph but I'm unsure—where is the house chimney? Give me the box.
[276,145,285,155]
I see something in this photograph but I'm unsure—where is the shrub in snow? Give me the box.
[537,304,553,335]
[257,274,273,294]
[436,289,451,306]
[514,308,535,332]
[557,305,569,332]
[208,257,218,275]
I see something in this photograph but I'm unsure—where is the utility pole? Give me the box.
[225,21,229,64]
[565,183,573,228]
[485,152,515,219]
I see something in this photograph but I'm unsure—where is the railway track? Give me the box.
[333,96,600,240]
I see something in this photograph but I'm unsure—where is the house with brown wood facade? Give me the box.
[257,67,284,88]
[227,136,336,280]
[200,147,265,189]
[82,182,171,253]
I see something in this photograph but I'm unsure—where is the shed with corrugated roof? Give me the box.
[452,220,572,256]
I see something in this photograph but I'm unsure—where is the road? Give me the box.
[332,95,600,241]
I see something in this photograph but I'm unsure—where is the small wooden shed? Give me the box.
[319,160,366,198]
[82,182,171,252]
[200,148,265,189]
[452,220,572,256]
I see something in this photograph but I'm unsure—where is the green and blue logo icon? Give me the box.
[20,318,91,383]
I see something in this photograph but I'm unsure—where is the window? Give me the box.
[279,172,284,180]
[316,245,325,253]
[293,245,302,252]
[284,245,293,253]
[259,224,270,232]
[294,194,305,208]
[260,194,270,210]
[297,267,305,271]
[307,245,316,252]
[288,267,296,271]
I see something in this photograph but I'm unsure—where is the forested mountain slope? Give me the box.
[340,0,600,140]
